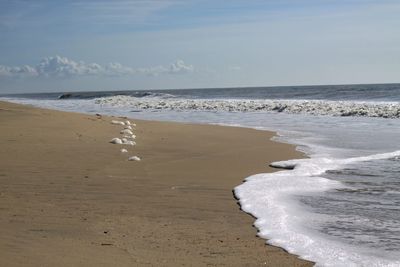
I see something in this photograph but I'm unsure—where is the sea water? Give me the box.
[2,83,400,266]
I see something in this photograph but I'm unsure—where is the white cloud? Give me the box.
[0,55,194,78]
[36,56,101,77]
[105,62,135,76]
[169,59,194,74]
[136,59,194,76]
[0,64,38,77]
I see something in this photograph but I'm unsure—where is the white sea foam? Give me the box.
[123,140,136,146]
[110,137,123,144]
[123,134,136,139]
[110,137,135,146]
[128,156,141,161]
[94,95,400,119]
[111,120,125,125]
[120,129,133,135]
[235,150,400,267]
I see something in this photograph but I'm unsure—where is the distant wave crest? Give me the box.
[58,91,176,100]
[94,95,400,119]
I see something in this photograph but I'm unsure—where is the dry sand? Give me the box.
[0,101,313,266]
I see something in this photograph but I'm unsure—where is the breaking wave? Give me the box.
[234,150,400,267]
[94,95,400,119]
[57,91,176,100]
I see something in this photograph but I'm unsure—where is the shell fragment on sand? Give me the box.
[120,148,128,153]
[128,156,141,161]
[120,129,133,135]
[111,120,125,126]
[110,137,123,144]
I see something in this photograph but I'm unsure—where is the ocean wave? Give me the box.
[57,91,176,100]
[234,150,400,267]
[94,95,400,119]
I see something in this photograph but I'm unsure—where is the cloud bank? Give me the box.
[0,56,194,78]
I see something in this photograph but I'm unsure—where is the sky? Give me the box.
[0,0,399,93]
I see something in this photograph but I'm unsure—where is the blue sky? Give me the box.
[0,0,399,93]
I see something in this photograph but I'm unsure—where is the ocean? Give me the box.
[2,83,400,266]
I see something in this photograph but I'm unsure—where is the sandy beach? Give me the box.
[0,101,313,266]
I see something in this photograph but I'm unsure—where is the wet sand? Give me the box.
[0,101,313,266]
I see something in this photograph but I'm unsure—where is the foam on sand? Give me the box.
[123,140,136,146]
[111,120,125,125]
[110,137,123,144]
[234,150,400,267]
[110,137,135,146]
[109,119,138,157]
[125,120,136,127]
[120,129,133,135]
[128,156,141,161]
[122,135,136,140]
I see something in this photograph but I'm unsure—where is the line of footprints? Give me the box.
[109,119,141,162]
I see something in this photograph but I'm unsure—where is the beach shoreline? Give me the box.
[0,101,313,266]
